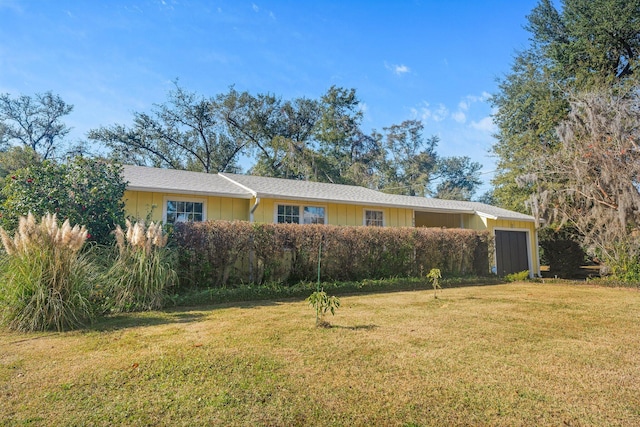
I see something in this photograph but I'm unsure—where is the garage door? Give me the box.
[495,230,529,276]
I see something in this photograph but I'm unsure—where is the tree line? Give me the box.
[1,85,483,202]
[491,0,640,278]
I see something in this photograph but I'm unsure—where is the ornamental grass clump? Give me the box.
[106,220,176,312]
[0,213,93,332]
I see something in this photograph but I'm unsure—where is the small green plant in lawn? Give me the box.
[504,270,530,283]
[104,219,177,312]
[427,268,442,298]
[306,290,340,327]
[0,213,94,331]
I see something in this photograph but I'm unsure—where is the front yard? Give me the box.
[1,283,639,426]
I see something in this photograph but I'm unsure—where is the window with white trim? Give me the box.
[166,200,204,224]
[277,204,326,224]
[364,209,384,227]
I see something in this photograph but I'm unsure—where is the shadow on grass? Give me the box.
[89,300,285,332]
[88,277,504,332]
[90,309,210,332]
[329,324,378,331]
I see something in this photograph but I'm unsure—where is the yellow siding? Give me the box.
[124,190,249,222]
[465,214,487,230]
[415,212,463,228]
[249,198,413,227]
[486,218,539,276]
[124,190,539,275]
[124,190,163,222]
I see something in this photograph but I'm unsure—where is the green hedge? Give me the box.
[173,221,492,288]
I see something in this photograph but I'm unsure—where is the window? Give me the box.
[365,210,384,227]
[277,205,300,223]
[277,204,325,224]
[165,199,204,224]
[303,206,325,224]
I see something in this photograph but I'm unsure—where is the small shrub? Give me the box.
[504,270,530,283]
[306,290,340,327]
[426,268,442,298]
[0,213,93,331]
[104,220,177,312]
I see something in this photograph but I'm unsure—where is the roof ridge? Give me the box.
[218,173,257,197]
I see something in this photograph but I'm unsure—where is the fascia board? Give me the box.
[476,210,535,222]
[126,186,253,199]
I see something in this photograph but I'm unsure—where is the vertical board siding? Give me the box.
[250,198,413,227]
[124,191,249,222]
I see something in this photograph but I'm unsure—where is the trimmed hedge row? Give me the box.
[173,221,492,288]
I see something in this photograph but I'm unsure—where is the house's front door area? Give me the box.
[495,230,530,276]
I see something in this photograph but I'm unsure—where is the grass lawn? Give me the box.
[1,282,640,426]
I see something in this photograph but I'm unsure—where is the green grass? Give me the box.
[2,282,640,426]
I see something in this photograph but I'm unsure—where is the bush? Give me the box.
[104,220,177,312]
[0,156,126,245]
[0,213,94,331]
[173,221,492,288]
[504,270,530,283]
[539,226,586,278]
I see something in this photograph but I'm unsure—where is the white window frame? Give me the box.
[363,209,385,227]
[163,196,207,224]
[274,203,327,225]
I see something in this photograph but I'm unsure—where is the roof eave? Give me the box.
[126,186,253,199]
[252,192,476,213]
[476,211,535,222]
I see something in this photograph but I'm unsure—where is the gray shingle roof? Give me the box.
[220,173,534,221]
[123,166,534,222]
[219,172,402,207]
[459,201,535,221]
[123,165,253,198]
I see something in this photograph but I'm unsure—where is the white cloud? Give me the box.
[385,62,410,75]
[394,64,409,74]
[470,116,497,134]
[252,3,259,12]
[410,102,448,122]
[432,104,448,122]
[449,92,494,125]
[410,102,431,122]
[452,111,466,123]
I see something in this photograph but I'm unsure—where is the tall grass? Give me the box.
[0,213,94,331]
[105,220,177,312]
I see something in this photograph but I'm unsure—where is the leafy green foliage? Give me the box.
[0,156,126,245]
[504,270,530,283]
[491,0,640,213]
[0,213,94,331]
[306,290,340,327]
[426,268,442,298]
[0,146,40,179]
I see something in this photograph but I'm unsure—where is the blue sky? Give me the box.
[0,0,538,192]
